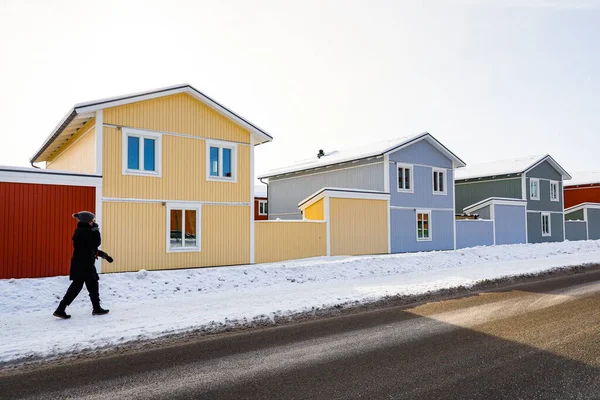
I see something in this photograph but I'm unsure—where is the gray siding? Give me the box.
[588,209,600,240]
[565,209,584,221]
[389,164,454,209]
[268,160,384,220]
[456,220,493,249]
[388,139,452,169]
[527,212,564,243]
[525,178,564,212]
[455,178,522,213]
[390,209,454,253]
[525,160,564,213]
[565,221,587,241]
[494,204,527,245]
[527,160,563,181]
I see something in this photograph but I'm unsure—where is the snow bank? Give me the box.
[1,240,600,364]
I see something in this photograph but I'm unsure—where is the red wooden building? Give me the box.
[564,171,600,209]
[254,185,268,220]
[0,167,101,279]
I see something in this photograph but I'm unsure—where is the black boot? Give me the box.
[53,302,71,319]
[92,306,109,315]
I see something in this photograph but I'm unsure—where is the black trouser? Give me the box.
[59,277,100,309]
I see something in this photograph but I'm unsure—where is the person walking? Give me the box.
[53,211,113,319]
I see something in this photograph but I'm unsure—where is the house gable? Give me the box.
[104,93,251,144]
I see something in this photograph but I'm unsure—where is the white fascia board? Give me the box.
[76,86,273,145]
[564,202,600,214]
[298,187,390,210]
[463,197,527,214]
[0,169,101,187]
[524,155,572,181]
[383,133,466,169]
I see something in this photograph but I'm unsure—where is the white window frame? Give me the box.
[397,164,414,193]
[530,178,540,200]
[206,139,238,183]
[416,210,432,242]
[258,200,268,216]
[541,212,551,237]
[549,180,559,202]
[432,168,447,196]
[122,128,162,177]
[166,202,202,253]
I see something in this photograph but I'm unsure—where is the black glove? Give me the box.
[97,250,114,263]
[91,222,99,232]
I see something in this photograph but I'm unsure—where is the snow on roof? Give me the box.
[455,155,546,180]
[564,170,600,187]
[254,185,267,197]
[259,132,465,179]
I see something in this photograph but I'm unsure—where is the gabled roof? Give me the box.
[455,154,571,181]
[564,170,600,187]
[259,132,465,179]
[463,197,527,214]
[31,84,273,163]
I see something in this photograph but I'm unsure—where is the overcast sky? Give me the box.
[0,0,598,184]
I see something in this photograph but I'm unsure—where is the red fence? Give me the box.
[0,182,96,279]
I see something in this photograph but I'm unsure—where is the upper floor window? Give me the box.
[417,210,432,241]
[122,128,162,177]
[397,164,413,193]
[258,200,268,215]
[550,181,559,202]
[206,140,237,182]
[530,178,540,200]
[541,212,551,237]
[432,168,447,195]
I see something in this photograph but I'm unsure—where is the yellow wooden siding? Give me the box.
[303,199,325,220]
[46,118,96,174]
[103,93,250,144]
[255,222,327,264]
[101,202,250,272]
[102,127,250,202]
[329,198,388,256]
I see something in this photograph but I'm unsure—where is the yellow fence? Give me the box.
[255,221,327,264]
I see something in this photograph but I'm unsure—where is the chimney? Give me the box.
[317,149,325,159]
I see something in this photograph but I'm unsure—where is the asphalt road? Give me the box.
[3,269,600,399]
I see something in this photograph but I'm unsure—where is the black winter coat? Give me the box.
[69,222,101,281]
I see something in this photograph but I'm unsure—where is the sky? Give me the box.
[0,0,598,184]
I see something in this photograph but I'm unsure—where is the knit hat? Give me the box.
[72,211,96,223]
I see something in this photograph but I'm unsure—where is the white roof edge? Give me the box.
[260,132,465,179]
[383,132,466,169]
[32,84,273,163]
[564,202,600,213]
[463,197,527,213]
[524,154,572,181]
[0,165,101,178]
[298,187,390,209]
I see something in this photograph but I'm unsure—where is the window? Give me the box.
[550,181,559,202]
[206,140,237,182]
[530,178,540,200]
[432,168,447,195]
[167,203,201,252]
[397,164,413,193]
[258,200,268,216]
[122,128,162,176]
[416,211,432,241]
[541,212,551,237]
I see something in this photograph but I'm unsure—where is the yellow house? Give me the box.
[30,84,273,273]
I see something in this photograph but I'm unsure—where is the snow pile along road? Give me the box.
[1,240,600,365]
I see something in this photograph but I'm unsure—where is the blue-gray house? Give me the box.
[258,132,466,253]
[455,155,571,244]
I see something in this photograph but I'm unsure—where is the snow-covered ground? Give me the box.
[2,240,600,365]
